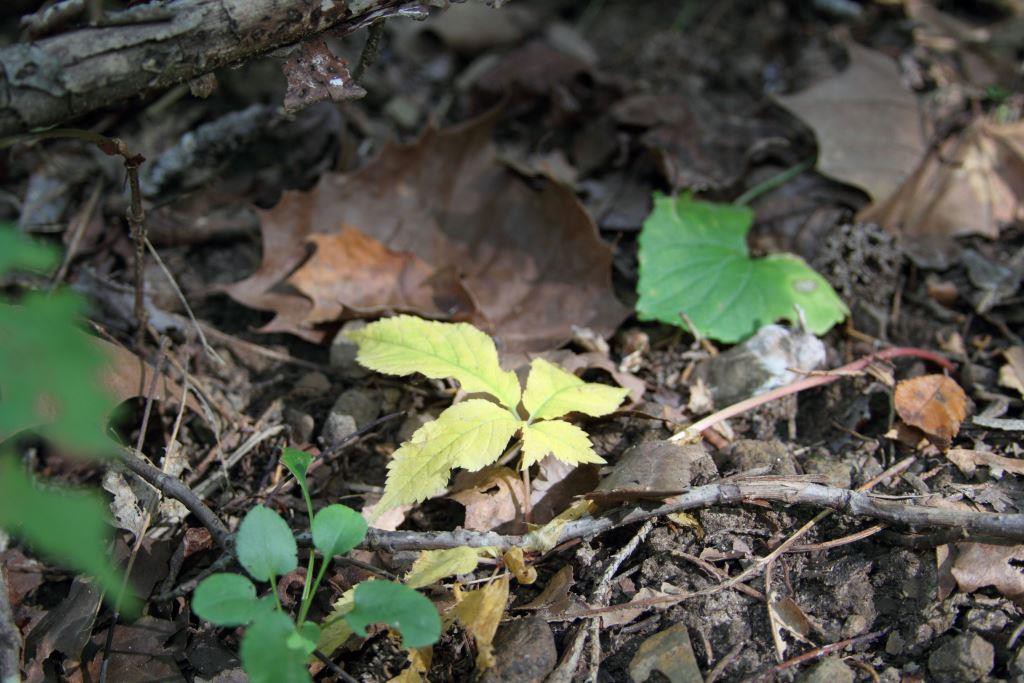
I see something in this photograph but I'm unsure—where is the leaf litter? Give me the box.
[6,0,1024,682]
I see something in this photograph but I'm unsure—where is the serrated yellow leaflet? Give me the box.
[522,358,628,421]
[373,400,522,516]
[405,546,492,589]
[520,419,605,469]
[346,315,522,411]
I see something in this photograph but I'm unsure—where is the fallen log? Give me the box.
[0,0,424,136]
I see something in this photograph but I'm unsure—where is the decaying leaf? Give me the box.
[591,441,717,504]
[893,374,969,447]
[224,110,628,353]
[861,119,1024,268]
[946,448,1024,478]
[450,467,528,532]
[451,576,510,671]
[999,347,1024,398]
[951,542,1024,605]
[405,547,492,589]
[516,565,585,620]
[387,647,432,683]
[281,39,365,112]
[776,42,926,204]
[318,588,356,656]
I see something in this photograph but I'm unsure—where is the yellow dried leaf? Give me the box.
[318,588,356,655]
[524,499,596,552]
[347,315,522,411]
[502,547,537,585]
[406,547,492,589]
[374,400,522,517]
[387,647,432,683]
[452,576,510,672]
[522,358,628,421]
[521,419,605,470]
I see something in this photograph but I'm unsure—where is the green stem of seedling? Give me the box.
[734,158,814,206]
[298,555,331,624]
[301,549,316,604]
[270,574,284,613]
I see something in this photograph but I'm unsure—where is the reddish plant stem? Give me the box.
[671,347,955,443]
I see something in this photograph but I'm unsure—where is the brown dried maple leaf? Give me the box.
[893,374,969,448]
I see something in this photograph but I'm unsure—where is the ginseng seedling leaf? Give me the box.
[236,506,298,582]
[521,419,604,469]
[312,504,367,556]
[522,358,627,421]
[636,193,848,343]
[345,581,441,649]
[346,315,522,412]
[373,400,521,516]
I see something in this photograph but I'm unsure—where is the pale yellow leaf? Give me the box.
[452,576,510,672]
[522,358,628,421]
[318,588,356,655]
[387,647,432,683]
[374,400,522,517]
[502,546,537,584]
[346,315,522,411]
[405,546,492,589]
[521,419,605,469]
[523,499,596,552]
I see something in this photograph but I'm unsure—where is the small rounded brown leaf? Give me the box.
[894,374,968,447]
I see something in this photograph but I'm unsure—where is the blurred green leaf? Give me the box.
[236,506,298,582]
[0,454,135,612]
[0,224,58,275]
[192,573,265,626]
[240,611,312,683]
[346,580,441,649]
[281,448,313,516]
[636,193,848,343]
[0,294,117,455]
[311,504,367,557]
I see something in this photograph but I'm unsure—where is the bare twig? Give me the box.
[755,629,888,679]
[353,20,385,80]
[670,347,955,443]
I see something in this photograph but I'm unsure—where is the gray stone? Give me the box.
[799,657,854,683]
[331,388,380,429]
[928,633,994,682]
[802,449,852,488]
[329,321,369,378]
[320,413,357,449]
[479,616,556,683]
[291,371,331,397]
[284,407,315,445]
[397,413,432,443]
[728,439,797,475]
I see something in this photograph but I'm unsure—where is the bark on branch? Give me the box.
[0,0,420,136]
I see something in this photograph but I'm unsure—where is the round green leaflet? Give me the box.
[345,580,441,649]
[192,573,262,626]
[312,504,368,556]
[236,506,298,582]
[240,611,313,683]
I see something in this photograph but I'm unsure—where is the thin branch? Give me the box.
[0,563,20,683]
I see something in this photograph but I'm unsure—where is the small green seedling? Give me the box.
[636,193,848,343]
[191,448,440,683]
[345,316,629,516]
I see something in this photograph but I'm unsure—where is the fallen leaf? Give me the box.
[861,119,1024,268]
[999,347,1024,398]
[599,587,667,628]
[224,110,628,352]
[516,565,582,619]
[946,448,1024,478]
[451,467,528,533]
[628,622,703,683]
[281,39,365,113]
[479,616,556,683]
[612,92,793,192]
[452,576,510,672]
[81,616,184,682]
[894,374,969,447]
[502,547,537,585]
[951,542,1024,605]
[776,42,926,204]
[405,547,490,589]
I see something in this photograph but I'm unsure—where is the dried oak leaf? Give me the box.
[776,42,926,205]
[894,374,969,447]
[282,39,365,112]
[951,542,1024,605]
[860,119,1024,268]
[225,110,628,352]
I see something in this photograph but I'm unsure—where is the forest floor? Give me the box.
[2,0,1024,681]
